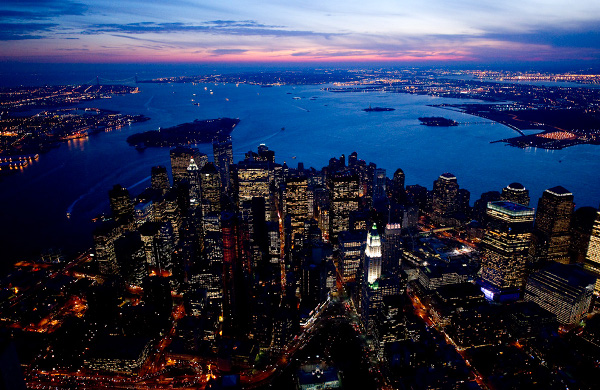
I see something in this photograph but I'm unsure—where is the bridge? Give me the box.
[83,75,139,86]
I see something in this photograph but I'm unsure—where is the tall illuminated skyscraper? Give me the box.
[187,158,201,208]
[329,172,360,243]
[432,172,459,225]
[236,160,272,220]
[284,176,308,238]
[213,136,234,192]
[584,207,600,294]
[364,223,382,284]
[200,163,221,215]
[480,201,534,301]
[529,186,574,264]
[501,182,530,206]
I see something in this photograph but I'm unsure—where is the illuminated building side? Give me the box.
[365,224,382,284]
[584,208,600,294]
[480,201,534,301]
[529,186,574,264]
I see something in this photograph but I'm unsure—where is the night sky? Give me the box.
[1,0,600,64]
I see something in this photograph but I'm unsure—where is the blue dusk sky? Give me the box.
[1,0,600,64]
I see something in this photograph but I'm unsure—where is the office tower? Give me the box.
[221,211,250,336]
[529,186,574,264]
[139,221,174,274]
[480,201,535,301]
[93,222,120,275]
[373,168,387,201]
[151,166,170,196]
[405,184,428,213]
[524,262,596,325]
[570,206,598,264]
[245,143,275,163]
[365,224,382,284]
[457,188,471,218]
[300,245,332,309]
[431,172,459,225]
[501,182,530,206]
[472,191,502,225]
[200,163,221,215]
[584,207,600,294]
[213,136,234,192]
[382,223,403,274]
[389,168,405,204]
[114,232,147,287]
[338,231,366,283]
[108,184,134,221]
[284,176,308,238]
[163,191,182,245]
[170,146,204,184]
[329,172,360,243]
[187,158,201,208]
[236,160,272,220]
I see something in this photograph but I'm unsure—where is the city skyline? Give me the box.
[2,0,600,64]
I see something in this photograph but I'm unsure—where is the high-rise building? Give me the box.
[365,224,382,285]
[200,163,221,215]
[236,160,272,220]
[329,172,360,243]
[170,146,204,184]
[529,186,574,264]
[151,166,170,196]
[338,231,366,283]
[285,176,309,238]
[431,172,459,225]
[570,206,598,264]
[187,158,201,208]
[109,184,134,222]
[584,207,600,294]
[524,262,595,325]
[213,136,234,192]
[501,182,530,206]
[382,223,403,274]
[391,168,405,203]
[480,201,535,301]
[372,168,387,201]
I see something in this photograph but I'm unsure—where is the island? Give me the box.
[126,117,240,147]
[363,105,395,112]
[419,117,458,126]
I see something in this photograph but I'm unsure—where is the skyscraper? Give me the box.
[187,158,201,208]
[108,184,134,222]
[170,147,205,184]
[200,163,221,215]
[329,172,360,243]
[213,136,234,193]
[584,207,600,294]
[284,176,309,238]
[480,201,535,301]
[372,168,387,202]
[151,166,170,196]
[364,224,382,284]
[431,172,459,225]
[501,182,530,206]
[524,262,595,325]
[529,186,574,264]
[236,160,272,220]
